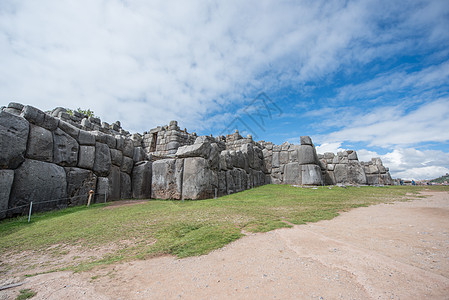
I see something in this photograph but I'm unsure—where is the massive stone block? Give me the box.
[65,167,97,206]
[279,151,289,165]
[122,138,134,158]
[121,156,134,174]
[120,172,132,199]
[182,157,217,200]
[132,161,152,199]
[93,142,111,176]
[283,162,301,185]
[95,177,109,202]
[9,159,67,214]
[0,170,14,219]
[26,124,53,162]
[78,129,96,146]
[21,105,59,131]
[53,128,79,167]
[176,141,211,158]
[301,164,322,185]
[78,145,95,170]
[0,111,29,169]
[110,149,123,166]
[151,158,184,199]
[298,145,316,165]
[108,165,121,200]
[347,161,367,185]
[333,164,347,184]
[300,136,313,146]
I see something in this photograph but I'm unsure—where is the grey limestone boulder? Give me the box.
[120,172,132,199]
[182,157,217,200]
[78,145,95,170]
[21,105,59,131]
[280,151,289,165]
[333,164,347,184]
[298,145,316,165]
[283,162,301,185]
[121,156,134,174]
[300,136,313,145]
[108,165,121,200]
[272,151,280,168]
[132,161,152,199]
[110,149,123,166]
[0,170,14,219]
[58,120,80,139]
[93,142,111,176]
[26,124,53,162]
[9,159,67,214]
[0,111,29,169]
[53,128,79,167]
[65,167,97,206]
[301,164,322,185]
[78,129,96,146]
[122,138,134,158]
[151,158,184,199]
[95,177,109,202]
[347,161,367,185]
[176,141,211,159]
[348,150,358,160]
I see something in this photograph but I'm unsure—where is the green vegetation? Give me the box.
[1,185,447,274]
[66,107,95,117]
[430,173,449,183]
[16,289,36,300]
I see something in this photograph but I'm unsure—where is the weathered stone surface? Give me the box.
[283,163,301,185]
[93,142,111,176]
[0,111,29,169]
[20,105,45,126]
[65,167,97,206]
[298,145,316,165]
[78,145,95,170]
[132,161,152,199]
[78,129,96,145]
[120,172,132,199]
[347,161,367,184]
[333,164,347,184]
[26,124,53,162]
[0,170,14,219]
[110,149,123,166]
[176,141,211,158]
[348,151,358,160]
[301,164,322,185]
[121,156,134,174]
[58,120,80,139]
[272,152,280,168]
[300,136,313,145]
[53,128,79,167]
[108,165,121,200]
[122,138,134,157]
[280,151,289,165]
[151,158,184,199]
[95,177,109,202]
[182,157,217,200]
[366,174,379,185]
[9,159,67,214]
[133,147,146,163]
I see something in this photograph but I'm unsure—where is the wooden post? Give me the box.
[87,190,94,207]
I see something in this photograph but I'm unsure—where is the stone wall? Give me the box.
[0,102,394,219]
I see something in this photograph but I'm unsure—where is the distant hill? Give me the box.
[430,173,449,183]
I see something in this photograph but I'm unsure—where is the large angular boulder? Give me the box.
[0,111,29,169]
[175,140,211,159]
[78,145,95,170]
[298,145,317,165]
[26,124,53,162]
[21,105,58,131]
[182,157,217,200]
[151,158,184,199]
[0,170,14,219]
[121,156,134,174]
[132,161,152,199]
[53,128,79,167]
[108,165,121,200]
[65,167,97,206]
[93,142,111,176]
[333,164,348,183]
[283,162,301,185]
[120,172,132,199]
[9,159,67,214]
[301,164,322,185]
[347,161,367,185]
[95,177,109,202]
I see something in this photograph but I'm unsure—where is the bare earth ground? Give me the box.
[1,191,449,300]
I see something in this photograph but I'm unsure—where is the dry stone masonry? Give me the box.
[0,102,393,219]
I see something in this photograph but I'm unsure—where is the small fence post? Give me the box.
[28,201,33,223]
[214,188,217,199]
[104,190,107,203]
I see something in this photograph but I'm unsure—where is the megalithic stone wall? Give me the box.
[0,102,394,220]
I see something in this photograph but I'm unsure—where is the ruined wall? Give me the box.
[1,102,395,219]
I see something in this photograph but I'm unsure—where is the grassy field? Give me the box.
[1,184,447,274]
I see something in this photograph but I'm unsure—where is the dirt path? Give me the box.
[2,191,449,299]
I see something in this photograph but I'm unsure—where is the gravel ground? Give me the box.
[2,190,448,299]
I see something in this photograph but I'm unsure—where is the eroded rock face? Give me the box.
[120,172,132,199]
[53,128,79,167]
[65,167,97,206]
[9,159,67,214]
[0,111,29,169]
[26,124,53,162]
[78,145,95,170]
[301,164,322,185]
[283,163,301,185]
[182,157,217,200]
[151,158,184,199]
[0,170,14,219]
[93,142,111,176]
[132,161,152,199]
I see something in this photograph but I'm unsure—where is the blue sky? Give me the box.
[1,0,448,180]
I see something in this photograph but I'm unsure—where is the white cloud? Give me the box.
[316,142,345,154]
[1,0,446,134]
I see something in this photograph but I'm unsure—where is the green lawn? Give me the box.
[1,184,446,273]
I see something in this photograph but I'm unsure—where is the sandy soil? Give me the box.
[1,191,448,300]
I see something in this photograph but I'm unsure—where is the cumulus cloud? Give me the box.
[1,0,447,134]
